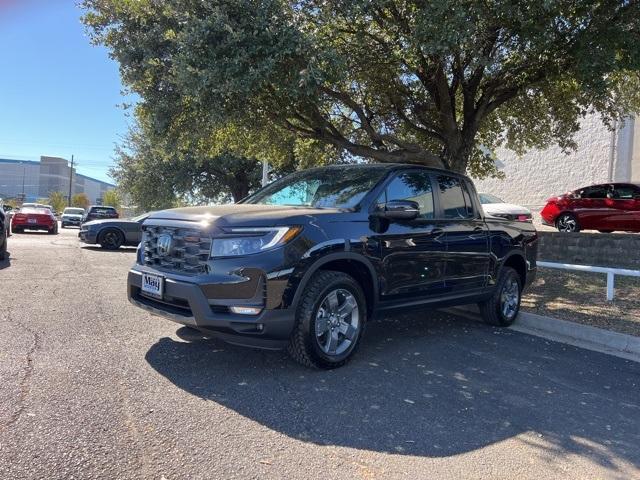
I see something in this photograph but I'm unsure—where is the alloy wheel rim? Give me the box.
[500,277,520,320]
[315,288,359,356]
[557,215,576,232]
[104,232,118,247]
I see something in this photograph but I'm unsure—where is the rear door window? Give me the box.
[612,185,638,199]
[436,175,474,219]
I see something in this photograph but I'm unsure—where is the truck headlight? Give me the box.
[211,227,302,257]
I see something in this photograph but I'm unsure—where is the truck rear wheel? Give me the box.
[287,270,366,369]
[478,266,522,327]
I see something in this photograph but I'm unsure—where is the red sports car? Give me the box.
[541,183,640,233]
[11,207,59,234]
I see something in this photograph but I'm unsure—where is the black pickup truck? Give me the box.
[128,164,537,369]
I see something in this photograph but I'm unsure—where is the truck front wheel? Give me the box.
[287,270,366,369]
[478,266,522,327]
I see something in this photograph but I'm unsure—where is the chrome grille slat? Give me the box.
[142,225,211,275]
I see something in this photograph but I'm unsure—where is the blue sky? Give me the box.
[0,0,132,183]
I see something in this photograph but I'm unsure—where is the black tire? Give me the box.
[99,228,123,250]
[48,224,58,235]
[287,270,367,369]
[556,213,580,232]
[478,266,522,327]
[13,227,22,234]
[61,223,67,228]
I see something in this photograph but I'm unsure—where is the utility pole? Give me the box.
[68,155,74,206]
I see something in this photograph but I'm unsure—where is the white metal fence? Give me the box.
[537,261,640,301]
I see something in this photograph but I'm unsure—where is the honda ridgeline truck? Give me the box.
[127,164,538,369]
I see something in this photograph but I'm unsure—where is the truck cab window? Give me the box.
[437,175,474,219]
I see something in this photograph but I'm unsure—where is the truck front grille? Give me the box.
[142,225,211,274]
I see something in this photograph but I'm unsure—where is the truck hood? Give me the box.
[147,204,344,227]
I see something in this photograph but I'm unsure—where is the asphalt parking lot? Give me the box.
[1,227,639,479]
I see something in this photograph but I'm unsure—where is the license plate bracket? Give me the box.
[141,273,164,299]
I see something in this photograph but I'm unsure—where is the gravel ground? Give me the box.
[1,227,639,479]
[522,269,640,337]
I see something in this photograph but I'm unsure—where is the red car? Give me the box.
[11,207,59,234]
[541,183,640,233]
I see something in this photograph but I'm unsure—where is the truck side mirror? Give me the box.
[372,200,420,221]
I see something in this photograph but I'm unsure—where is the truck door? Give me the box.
[434,175,490,292]
[373,170,447,300]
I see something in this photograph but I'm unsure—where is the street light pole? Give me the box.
[261,160,269,187]
[68,155,74,206]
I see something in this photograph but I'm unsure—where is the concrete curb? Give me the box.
[447,306,640,363]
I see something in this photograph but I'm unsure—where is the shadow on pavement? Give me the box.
[81,246,137,252]
[145,311,640,468]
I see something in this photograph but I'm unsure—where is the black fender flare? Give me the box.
[288,252,379,311]
[496,250,528,285]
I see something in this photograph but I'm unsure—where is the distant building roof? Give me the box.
[75,172,115,188]
[0,158,40,166]
[0,157,115,188]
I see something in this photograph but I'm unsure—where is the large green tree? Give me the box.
[110,94,346,209]
[84,0,640,176]
[110,117,284,208]
[110,123,186,211]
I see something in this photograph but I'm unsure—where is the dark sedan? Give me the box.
[79,213,149,249]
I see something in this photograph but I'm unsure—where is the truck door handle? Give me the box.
[473,227,484,232]
[430,228,444,236]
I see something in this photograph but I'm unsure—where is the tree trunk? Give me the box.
[230,174,251,202]
[442,135,475,173]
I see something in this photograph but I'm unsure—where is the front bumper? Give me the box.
[127,268,295,350]
[79,229,97,243]
[62,217,82,225]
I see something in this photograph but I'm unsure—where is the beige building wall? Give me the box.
[472,113,637,208]
[631,117,640,182]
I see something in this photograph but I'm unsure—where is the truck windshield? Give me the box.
[246,167,387,209]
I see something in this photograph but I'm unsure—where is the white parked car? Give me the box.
[61,207,86,228]
[479,193,532,222]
